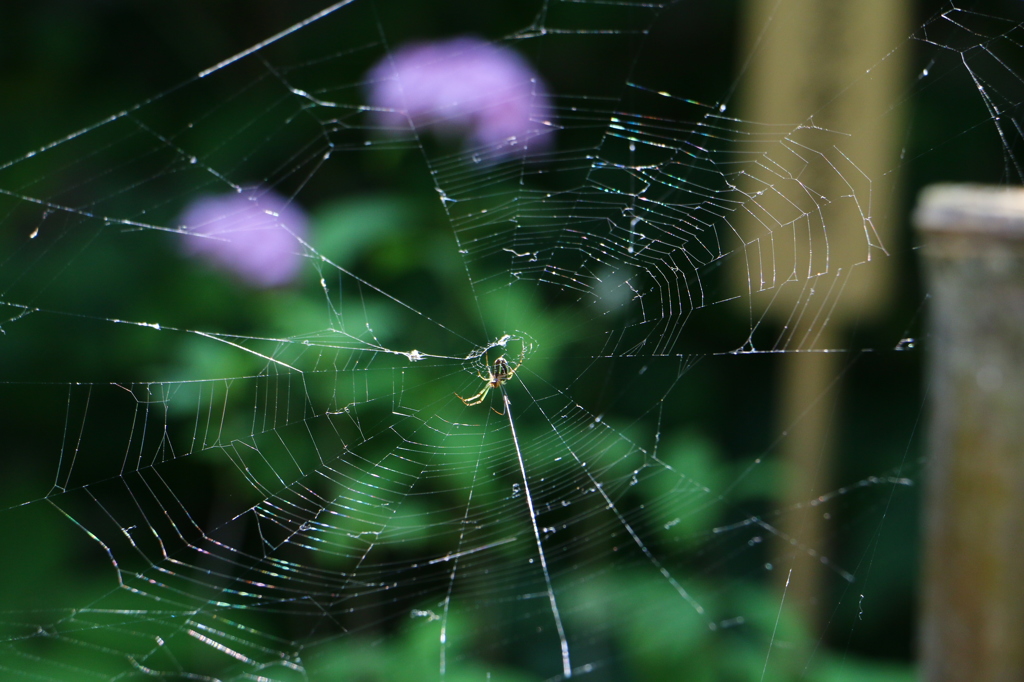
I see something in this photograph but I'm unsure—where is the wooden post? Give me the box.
[916,184,1024,682]
[735,0,910,629]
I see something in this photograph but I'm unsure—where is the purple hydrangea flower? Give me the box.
[178,189,309,288]
[365,37,553,156]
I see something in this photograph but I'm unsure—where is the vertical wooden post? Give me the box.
[735,0,910,628]
[916,184,1024,682]
[775,332,841,624]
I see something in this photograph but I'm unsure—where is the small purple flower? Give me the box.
[178,189,309,288]
[365,37,553,156]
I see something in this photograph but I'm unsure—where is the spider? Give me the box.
[455,346,525,410]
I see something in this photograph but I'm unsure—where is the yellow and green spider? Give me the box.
[455,346,525,409]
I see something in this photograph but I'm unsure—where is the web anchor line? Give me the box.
[503,392,572,679]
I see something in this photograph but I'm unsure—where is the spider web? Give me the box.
[0,1,1021,680]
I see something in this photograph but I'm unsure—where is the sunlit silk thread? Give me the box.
[365,36,553,157]
[178,189,309,288]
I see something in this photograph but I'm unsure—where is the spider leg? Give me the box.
[506,342,527,374]
[504,351,523,382]
[455,384,490,407]
[474,350,495,382]
[456,344,528,410]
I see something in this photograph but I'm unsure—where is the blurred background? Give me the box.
[1,0,1023,680]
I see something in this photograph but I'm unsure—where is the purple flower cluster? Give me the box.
[365,37,552,156]
[178,189,308,288]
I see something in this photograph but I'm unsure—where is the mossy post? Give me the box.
[916,184,1024,682]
